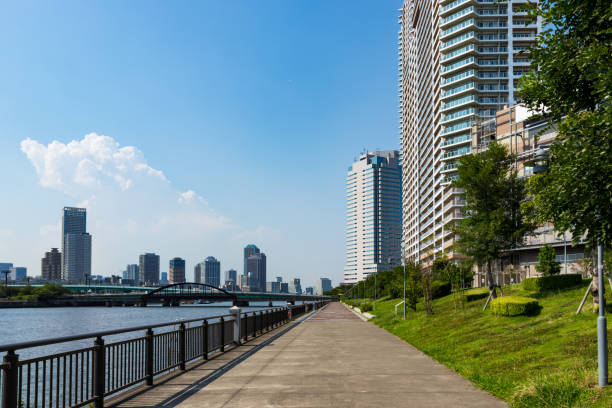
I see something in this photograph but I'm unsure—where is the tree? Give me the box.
[518,0,612,306]
[405,262,421,312]
[452,142,536,299]
[536,245,561,277]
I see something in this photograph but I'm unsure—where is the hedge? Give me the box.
[466,291,489,302]
[522,274,583,292]
[431,280,452,299]
[490,296,539,316]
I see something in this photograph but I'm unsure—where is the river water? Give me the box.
[0,302,287,359]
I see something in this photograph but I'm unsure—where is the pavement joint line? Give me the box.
[108,307,324,407]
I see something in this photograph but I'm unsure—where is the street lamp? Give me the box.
[529,147,607,386]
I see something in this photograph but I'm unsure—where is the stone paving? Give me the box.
[110,302,507,407]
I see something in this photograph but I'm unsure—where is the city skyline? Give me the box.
[0,2,400,287]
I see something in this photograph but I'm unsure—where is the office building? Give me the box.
[315,277,332,295]
[305,287,314,295]
[224,280,239,291]
[289,278,302,294]
[266,281,281,293]
[280,282,289,293]
[122,264,139,285]
[160,272,169,284]
[399,0,539,264]
[62,207,92,282]
[246,253,266,292]
[344,151,402,284]
[276,276,282,283]
[204,256,221,287]
[41,249,61,281]
[139,253,160,285]
[9,267,26,281]
[225,269,237,283]
[0,263,13,277]
[243,244,260,278]
[169,257,185,284]
[238,274,249,292]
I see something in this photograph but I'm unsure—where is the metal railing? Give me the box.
[1,301,328,408]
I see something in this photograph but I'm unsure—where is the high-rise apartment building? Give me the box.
[246,253,266,292]
[194,263,203,283]
[204,256,221,287]
[62,207,92,282]
[399,0,539,263]
[139,253,160,285]
[344,151,402,284]
[42,249,62,281]
[169,257,185,284]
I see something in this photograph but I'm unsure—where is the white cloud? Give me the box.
[20,133,167,194]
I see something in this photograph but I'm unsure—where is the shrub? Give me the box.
[431,280,451,299]
[536,245,561,276]
[490,296,539,316]
[359,303,373,312]
[522,274,583,292]
[466,292,489,302]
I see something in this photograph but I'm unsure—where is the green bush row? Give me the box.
[359,303,373,312]
[522,274,583,292]
[466,292,489,302]
[490,296,539,316]
[431,280,451,299]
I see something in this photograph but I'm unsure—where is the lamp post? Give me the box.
[532,148,607,386]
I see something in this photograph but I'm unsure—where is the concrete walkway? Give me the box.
[111,303,506,407]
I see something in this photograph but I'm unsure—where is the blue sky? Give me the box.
[0,1,401,288]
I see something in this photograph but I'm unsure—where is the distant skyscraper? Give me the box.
[276,276,282,283]
[344,151,402,284]
[139,253,160,285]
[204,256,221,287]
[62,207,92,282]
[305,287,314,295]
[266,281,281,293]
[42,249,61,281]
[289,278,302,294]
[194,263,203,283]
[160,272,169,284]
[280,282,289,293]
[243,244,260,278]
[169,257,185,284]
[316,278,332,295]
[225,269,237,283]
[246,253,266,292]
[0,263,14,275]
[125,264,139,285]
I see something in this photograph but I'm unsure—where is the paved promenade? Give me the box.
[111,303,506,407]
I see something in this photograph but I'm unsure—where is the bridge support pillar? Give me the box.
[235,300,249,307]
[230,306,241,345]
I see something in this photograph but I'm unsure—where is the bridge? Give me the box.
[3,282,331,307]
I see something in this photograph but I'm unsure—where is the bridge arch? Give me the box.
[140,282,237,306]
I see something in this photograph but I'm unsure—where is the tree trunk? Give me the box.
[487,260,497,300]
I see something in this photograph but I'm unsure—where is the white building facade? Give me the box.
[399,0,539,264]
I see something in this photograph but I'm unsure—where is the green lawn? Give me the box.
[352,281,612,407]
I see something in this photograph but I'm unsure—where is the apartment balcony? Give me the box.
[440,6,476,29]
[440,134,472,148]
[441,69,476,88]
[441,82,476,100]
[441,95,476,112]
[440,161,459,174]
[440,0,474,17]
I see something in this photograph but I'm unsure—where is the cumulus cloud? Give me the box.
[20,133,167,194]
[178,190,206,205]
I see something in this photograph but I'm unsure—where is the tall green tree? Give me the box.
[536,245,561,277]
[518,0,612,305]
[452,142,536,299]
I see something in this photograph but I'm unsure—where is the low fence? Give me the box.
[1,301,328,408]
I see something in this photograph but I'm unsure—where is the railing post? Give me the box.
[220,317,225,352]
[145,328,153,385]
[1,351,19,408]
[93,336,105,408]
[179,323,186,370]
[202,319,209,360]
[229,306,241,345]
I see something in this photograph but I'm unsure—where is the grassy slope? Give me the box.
[362,281,612,408]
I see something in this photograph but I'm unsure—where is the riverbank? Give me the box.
[352,282,612,408]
